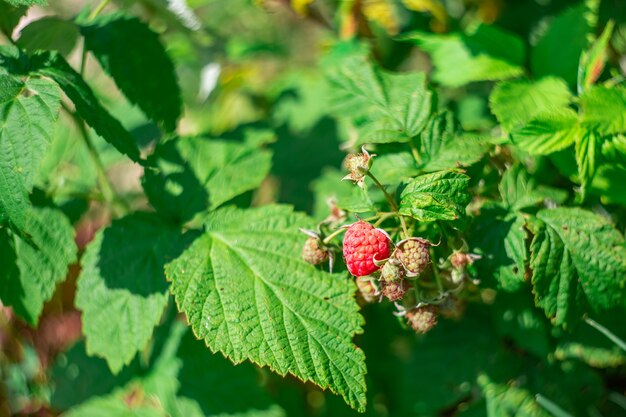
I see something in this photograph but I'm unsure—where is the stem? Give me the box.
[373,212,397,227]
[535,394,574,417]
[322,227,347,244]
[80,46,88,76]
[431,258,444,293]
[62,102,129,214]
[88,0,111,20]
[409,140,421,164]
[585,317,626,353]
[366,171,409,238]
[81,0,111,75]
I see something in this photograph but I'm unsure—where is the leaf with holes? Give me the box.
[165,205,367,411]
[399,170,471,222]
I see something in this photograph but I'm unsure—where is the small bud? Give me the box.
[450,269,464,285]
[395,238,431,277]
[323,198,347,225]
[356,276,379,303]
[381,258,405,282]
[342,146,374,188]
[301,237,328,265]
[439,296,466,320]
[406,305,438,334]
[381,279,409,302]
[451,252,474,269]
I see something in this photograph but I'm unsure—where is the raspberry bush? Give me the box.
[1,0,626,416]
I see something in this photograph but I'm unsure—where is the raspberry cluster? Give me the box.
[298,149,478,335]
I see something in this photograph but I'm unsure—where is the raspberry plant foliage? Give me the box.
[1,0,626,416]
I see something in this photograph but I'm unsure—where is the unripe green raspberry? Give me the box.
[356,276,379,303]
[301,237,328,265]
[381,258,405,282]
[395,238,431,277]
[342,146,374,188]
[406,305,438,334]
[381,279,409,302]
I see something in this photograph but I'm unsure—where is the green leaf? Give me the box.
[81,13,182,132]
[580,86,626,135]
[165,205,367,412]
[555,309,626,368]
[17,17,79,56]
[51,341,139,410]
[392,306,521,415]
[531,0,598,86]
[590,164,626,205]
[490,77,572,133]
[530,361,604,415]
[0,1,26,39]
[272,71,331,133]
[601,134,626,168]
[326,52,385,119]
[174,323,286,417]
[492,289,552,358]
[369,152,419,185]
[499,165,543,211]
[575,129,598,197]
[478,374,552,417]
[76,213,190,373]
[312,167,376,217]
[499,164,567,211]
[355,117,412,145]
[471,207,527,291]
[145,319,285,417]
[511,108,580,155]
[380,71,432,138]
[142,136,272,223]
[529,208,626,327]
[0,72,23,103]
[578,20,614,93]
[32,52,142,163]
[403,24,525,87]
[63,389,170,417]
[327,53,432,143]
[55,320,286,417]
[0,206,77,325]
[398,170,471,222]
[2,0,45,6]
[0,75,60,231]
[417,112,487,172]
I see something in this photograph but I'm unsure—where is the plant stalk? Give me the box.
[62,102,129,215]
[366,171,409,238]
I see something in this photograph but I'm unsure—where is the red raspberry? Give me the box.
[343,221,390,277]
